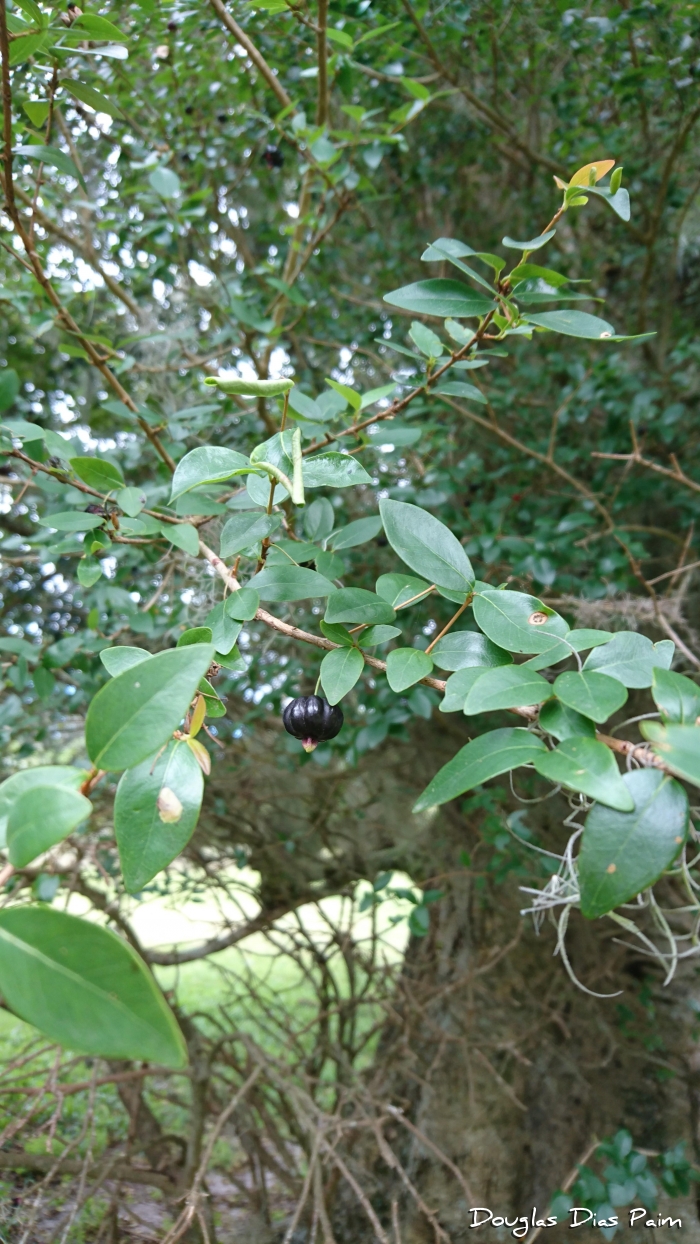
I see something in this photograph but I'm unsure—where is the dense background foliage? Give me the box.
[2,0,700,1240]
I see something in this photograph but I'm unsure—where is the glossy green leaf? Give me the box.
[464,665,550,714]
[502,230,556,250]
[72,12,127,40]
[115,741,204,892]
[77,556,102,587]
[524,310,617,339]
[385,647,433,692]
[473,590,569,654]
[100,646,151,676]
[0,907,187,1066]
[534,738,634,811]
[524,628,613,670]
[651,668,700,725]
[539,699,596,742]
[640,722,700,788]
[435,381,487,403]
[553,670,628,724]
[220,511,281,558]
[315,549,346,579]
[304,498,335,542]
[409,321,444,357]
[249,565,334,601]
[329,516,382,550]
[579,770,688,918]
[204,603,241,655]
[324,378,361,411]
[583,632,673,688]
[358,624,401,647]
[325,588,396,626]
[320,645,364,704]
[383,279,495,319]
[0,766,86,849]
[178,627,213,648]
[162,522,199,556]
[70,456,124,490]
[38,511,105,532]
[430,629,512,672]
[85,644,215,771]
[64,79,124,119]
[414,727,546,811]
[170,447,250,501]
[116,487,145,517]
[224,588,260,621]
[320,621,354,647]
[15,145,86,191]
[302,453,372,489]
[439,667,486,713]
[375,572,432,608]
[380,500,473,593]
[8,785,92,868]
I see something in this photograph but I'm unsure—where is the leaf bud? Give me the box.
[610,166,623,194]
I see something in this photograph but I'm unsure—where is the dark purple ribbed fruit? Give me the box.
[282,695,343,752]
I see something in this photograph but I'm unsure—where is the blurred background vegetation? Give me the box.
[2,0,700,1239]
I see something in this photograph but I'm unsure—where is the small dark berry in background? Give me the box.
[263,146,284,170]
[283,695,343,753]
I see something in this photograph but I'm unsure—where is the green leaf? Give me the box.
[0,765,87,849]
[204,603,241,655]
[553,670,628,724]
[315,549,346,579]
[640,722,700,788]
[249,565,334,601]
[302,453,372,489]
[324,378,361,412]
[0,636,36,660]
[435,381,487,403]
[585,184,631,222]
[0,368,20,412]
[583,632,673,688]
[114,741,204,892]
[524,310,617,339]
[161,523,199,556]
[430,629,512,672]
[325,588,396,626]
[539,699,596,742]
[359,383,397,410]
[380,500,474,593]
[72,12,127,40]
[375,573,433,608]
[288,389,324,422]
[149,166,181,198]
[329,516,382,550]
[439,667,486,713]
[224,588,260,621]
[358,624,401,647]
[32,667,55,699]
[205,375,293,397]
[0,907,187,1066]
[177,628,213,647]
[534,738,634,811]
[578,770,688,918]
[502,229,556,250]
[116,486,146,517]
[383,279,495,319]
[100,646,151,676]
[220,512,281,559]
[651,668,700,725]
[8,785,92,868]
[170,447,250,501]
[85,644,215,771]
[409,321,444,357]
[320,645,364,705]
[508,263,569,288]
[304,497,334,542]
[320,621,354,647]
[385,647,434,692]
[64,79,123,118]
[414,727,546,811]
[38,511,105,532]
[77,556,102,587]
[524,628,614,670]
[464,665,550,714]
[15,144,86,190]
[473,589,569,654]
[70,456,124,490]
